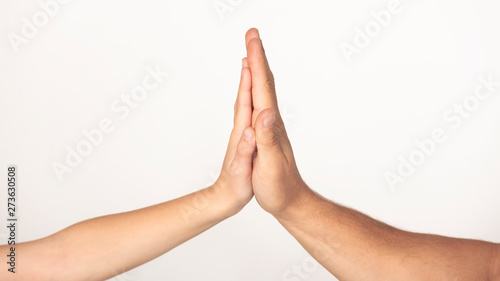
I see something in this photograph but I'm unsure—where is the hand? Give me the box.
[213,57,257,216]
[244,28,313,218]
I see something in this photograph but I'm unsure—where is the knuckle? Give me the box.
[264,77,275,91]
[264,130,280,147]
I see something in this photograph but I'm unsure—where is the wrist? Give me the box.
[210,182,251,218]
[180,185,239,227]
[271,182,320,223]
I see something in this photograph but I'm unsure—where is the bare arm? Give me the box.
[244,27,500,281]
[277,189,500,281]
[0,55,256,281]
[8,185,243,281]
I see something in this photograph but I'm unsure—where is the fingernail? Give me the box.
[263,112,275,128]
[243,128,253,142]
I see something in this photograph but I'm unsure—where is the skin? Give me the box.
[244,28,500,281]
[1,28,499,281]
[0,56,256,281]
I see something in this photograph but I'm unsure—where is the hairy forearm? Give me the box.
[276,189,500,281]
[4,185,237,281]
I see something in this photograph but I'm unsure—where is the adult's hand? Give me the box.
[243,28,500,281]
[244,28,314,218]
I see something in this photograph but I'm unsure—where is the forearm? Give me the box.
[7,184,237,281]
[1,52,256,280]
[276,188,500,281]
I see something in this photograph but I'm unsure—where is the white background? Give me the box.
[1,0,500,280]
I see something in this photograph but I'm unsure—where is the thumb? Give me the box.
[229,127,256,178]
[255,108,283,155]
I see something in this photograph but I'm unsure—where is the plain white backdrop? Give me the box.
[1,0,500,280]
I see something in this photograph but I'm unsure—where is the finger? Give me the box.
[245,28,279,124]
[244,27,259,47]
[234,57,252,130]
[254,108,285,158]
[229,127,256,180]
[223,59,253,168]
[245,29,277,108]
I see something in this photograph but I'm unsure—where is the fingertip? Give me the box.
[239,59,251,86]
[245,28,260,44]
[243,126,255,143]
[239,66,252,94]
[263,111,275,128]
[257,108,275,129]
[236,127,256,160]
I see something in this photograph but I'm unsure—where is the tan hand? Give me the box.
[244,28,312,217]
